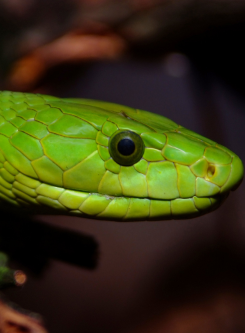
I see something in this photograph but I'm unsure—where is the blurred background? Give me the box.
[1,0,245,332]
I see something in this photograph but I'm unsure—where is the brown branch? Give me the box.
[0,299,48,333]
[6,30,127,91]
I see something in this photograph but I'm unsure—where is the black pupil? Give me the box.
[117,138,135,156]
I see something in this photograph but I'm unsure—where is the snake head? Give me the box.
[0,92,243,221]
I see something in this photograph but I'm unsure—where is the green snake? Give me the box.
[0,91,243,221]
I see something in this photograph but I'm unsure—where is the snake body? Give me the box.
[0,91,243,221]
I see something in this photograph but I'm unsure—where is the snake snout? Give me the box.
[221,155,244,193]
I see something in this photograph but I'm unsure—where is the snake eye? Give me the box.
[109,130,145,166]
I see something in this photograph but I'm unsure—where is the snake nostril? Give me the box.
[207,165,215,178]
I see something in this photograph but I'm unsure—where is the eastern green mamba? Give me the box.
[0,91,243,221]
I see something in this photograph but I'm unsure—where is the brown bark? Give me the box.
[0,299,48,333]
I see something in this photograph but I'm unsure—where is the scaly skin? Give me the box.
[0,91,243,221]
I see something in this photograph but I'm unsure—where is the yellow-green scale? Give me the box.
[0,91,243,221]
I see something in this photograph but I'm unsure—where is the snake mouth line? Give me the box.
[101,193,228,202]
[51,184,229,202]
